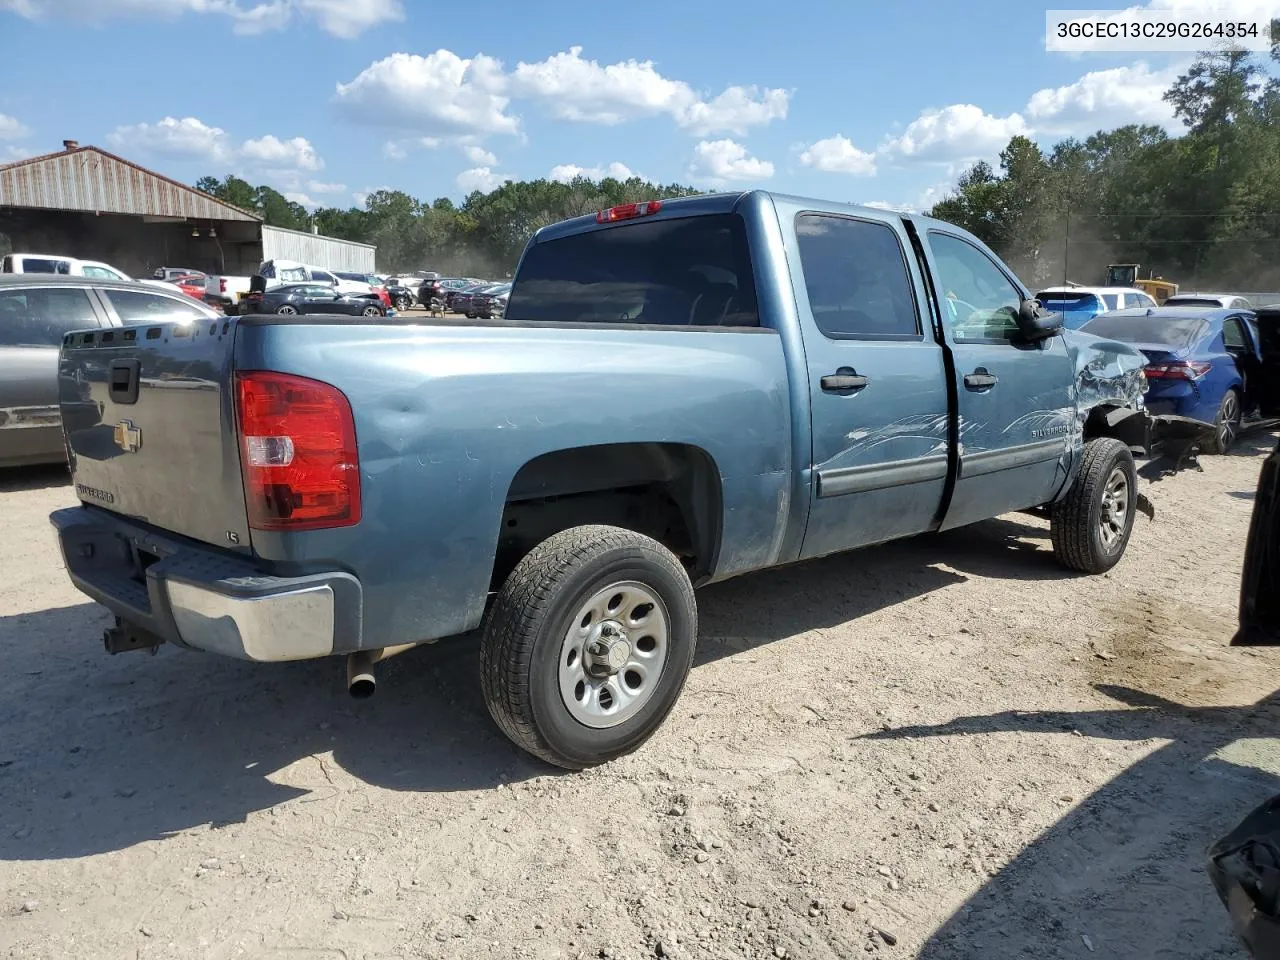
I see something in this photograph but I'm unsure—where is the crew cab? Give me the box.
[50,192,1202,769]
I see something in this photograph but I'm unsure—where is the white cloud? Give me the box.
[674,85,790,136]
[334,51,518,137]
[0,113,29,139]
[463,144,497,165]
[880,104,1030,166]
[1,0,398,37]
[306,179,346,193]
[689,139,773,186]
[107,116,232,162]
[862,201,911,213]
[293,0,402,39]
[240,134,322,171]
[798,134,877,176]
[382,140,407,160]
[510,46,789,134]
[284,191,317,209]
[1025,61,1183,135]
[456,166,506,194]
[3,145,34,162]
[547,161,636,183]
[914,181,952,213]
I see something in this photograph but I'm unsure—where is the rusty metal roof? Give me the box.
[0,145,261,222]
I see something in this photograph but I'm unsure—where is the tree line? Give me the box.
[931,40,1280,292]
[196,40,1279,289]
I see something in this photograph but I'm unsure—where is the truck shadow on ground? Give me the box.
[862,684,1280,959]
[0,514,1080,862]
[0,463,69,493]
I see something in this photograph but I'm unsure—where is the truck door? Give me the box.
[917,230,1076,530]
[785,211,950,560]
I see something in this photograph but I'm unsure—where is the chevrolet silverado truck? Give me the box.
[51,191,1189,769]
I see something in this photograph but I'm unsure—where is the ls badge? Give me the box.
[113,419,142,454]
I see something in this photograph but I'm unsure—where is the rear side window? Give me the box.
[1101,293,1120,310]
[507,213,760,327]
[1223,318,1247,349]
[0,287,100,345]
[794,214,919,339]
[102,289,207,324]
[20,257,68,274]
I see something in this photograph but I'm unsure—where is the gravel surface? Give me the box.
[2,433,1278,960]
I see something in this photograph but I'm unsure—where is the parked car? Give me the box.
[451,281,500,317]
[0,275,218,467]
[1034,286,1157,329]
[169,274,208,301]
[1080,306,1277,452]
[50,191,1213,769]
[3,253,131,281]
[470,282,511,319]
[1164,293,1255,310]
[153,266,206,283]
[384,282,416,312]
[242,283,386,317]
[432,278,483,310]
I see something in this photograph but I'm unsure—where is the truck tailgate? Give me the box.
[57,318,251,550]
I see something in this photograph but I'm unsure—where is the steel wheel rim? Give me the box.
[559,581,670,729]
[1219,393,1239,448]
[1098,466,1130,551]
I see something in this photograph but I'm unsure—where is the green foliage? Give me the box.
[929,48,1280,291]
[193,173,701,275]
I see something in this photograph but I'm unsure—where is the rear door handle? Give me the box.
[964,369,998,390]
[821,373,870,392]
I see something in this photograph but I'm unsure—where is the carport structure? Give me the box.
[0,140,264,278]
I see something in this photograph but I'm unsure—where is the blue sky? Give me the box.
[0,0,1270,212]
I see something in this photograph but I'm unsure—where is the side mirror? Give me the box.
[1014,298,1063,341]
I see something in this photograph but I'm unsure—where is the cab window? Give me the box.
[927,232,1022,343]
[0,287,101,345]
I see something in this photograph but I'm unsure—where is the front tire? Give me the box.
[276,304,297,315]
[480,525,697,770]
[1206,389,1242,454]
[395,295,411,312]
[1051,438,1137,574]
[361,305,382,317]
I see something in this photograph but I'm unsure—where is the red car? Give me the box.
[171,274,207,301]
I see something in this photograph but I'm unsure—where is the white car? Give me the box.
[258,259,372,297]
[3,253,131,281]
[1163,293,1254,310]
[1033,285,1157,329]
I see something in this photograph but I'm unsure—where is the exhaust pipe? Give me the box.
[345,643,420,698]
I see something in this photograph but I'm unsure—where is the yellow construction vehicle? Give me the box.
[1105,264,1178,304]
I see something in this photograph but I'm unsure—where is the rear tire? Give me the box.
[395,295,411,312]
[1051,438,1137,574]
[276,304,297,315]
[1206,389,1242,454]
[362,305,382,317]
[480,525,697,770]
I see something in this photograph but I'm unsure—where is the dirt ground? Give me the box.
[3,433,1279,960]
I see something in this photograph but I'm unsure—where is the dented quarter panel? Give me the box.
[236,321,793,647]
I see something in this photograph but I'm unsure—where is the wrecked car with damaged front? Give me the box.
[49,191,1209,768]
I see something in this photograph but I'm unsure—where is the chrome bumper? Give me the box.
[51,506,362,662]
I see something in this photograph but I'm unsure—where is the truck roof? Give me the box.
[531,190,950,245]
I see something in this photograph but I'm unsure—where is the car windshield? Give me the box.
[1081,313,1213,350]
[1036,292,1104,320]
[1165,297,1224,307]
[507,213,760,326]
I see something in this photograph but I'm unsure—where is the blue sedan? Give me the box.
[1080,306,1272,453]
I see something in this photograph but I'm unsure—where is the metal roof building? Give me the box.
[0,141,374,278]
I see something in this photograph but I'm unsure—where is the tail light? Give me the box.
[596,200,662,224]
[1144,360,1212,380]
[235,371,360,531]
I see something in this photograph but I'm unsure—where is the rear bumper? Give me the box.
[50,506,362,661]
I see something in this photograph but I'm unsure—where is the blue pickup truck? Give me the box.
[51,191,1188,768]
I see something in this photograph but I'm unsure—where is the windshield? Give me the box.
[1081,313,1212,351]
[1035,292,1104,328]
[507,213,760,327]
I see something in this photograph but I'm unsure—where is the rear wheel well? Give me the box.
[491,443,722,591]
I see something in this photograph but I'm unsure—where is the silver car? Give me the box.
[0,275,219,467]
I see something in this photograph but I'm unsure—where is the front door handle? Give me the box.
[821,373,870,392]
[964,369,998,390]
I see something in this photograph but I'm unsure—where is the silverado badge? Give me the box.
[113,419,142,454]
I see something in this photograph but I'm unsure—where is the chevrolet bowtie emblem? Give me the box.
[113,419,142,454]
